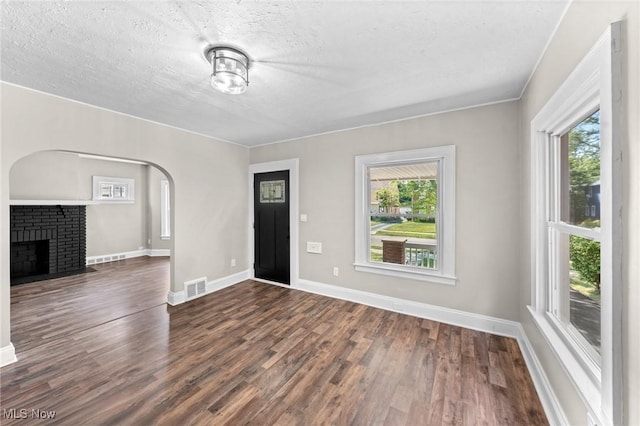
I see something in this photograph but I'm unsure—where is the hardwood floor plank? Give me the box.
[406,400,431,425]
[443,328,463,425]
[384,406,409,426]
[504,338,549,425]
[351,371,398,425]
[1,257,548,425]
[313,363,368,425]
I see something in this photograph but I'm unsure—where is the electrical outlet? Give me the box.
[333,267,339,276]
[306,241,322,254]
[231,258,236,267]
[300,213,308,222]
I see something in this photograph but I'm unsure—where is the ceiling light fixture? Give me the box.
[206,46,250,95]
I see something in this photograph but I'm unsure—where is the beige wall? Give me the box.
[251,101,522,321]
[2,3,638,422]
[146,165,171,251]
[519,1,639,424]
[10,151,148,256]
[0,83,249,348]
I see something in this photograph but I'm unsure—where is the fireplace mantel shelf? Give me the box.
[10,199,133,206]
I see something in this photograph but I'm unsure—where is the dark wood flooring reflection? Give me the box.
[1,257,548,425]
[9,256,170,352]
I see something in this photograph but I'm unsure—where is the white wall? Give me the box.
[10,151,148,256]
[0,83,249,350]
[519,1,639,424]
[251,101,522,321]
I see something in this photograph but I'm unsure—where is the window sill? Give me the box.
[527,305,603,422]
[91,200,135,204]
[353,262,456,286]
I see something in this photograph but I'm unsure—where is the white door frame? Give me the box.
[248,159,299,288]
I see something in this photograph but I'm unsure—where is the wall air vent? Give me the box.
[184,277,208,301]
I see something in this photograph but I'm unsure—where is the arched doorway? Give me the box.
[6,150,175,356]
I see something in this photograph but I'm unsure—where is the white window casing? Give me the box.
[529,23,622,425]
[354,145,456,285]
[92,176,135,202]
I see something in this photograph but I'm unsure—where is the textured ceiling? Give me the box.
[1,1,568,147]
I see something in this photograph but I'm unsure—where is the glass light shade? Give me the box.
[207,47,249,95]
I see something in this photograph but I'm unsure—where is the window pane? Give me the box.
[569,235,601,352]
[368,161,438,269]
[560,110,600,228]
[160,180,170,238]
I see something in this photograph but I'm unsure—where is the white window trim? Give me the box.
[529,23,622,425]
[160,179,170,240]
[354,146,456,285]
[92,176,135,202]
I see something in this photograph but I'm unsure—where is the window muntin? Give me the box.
[354,146,455,285]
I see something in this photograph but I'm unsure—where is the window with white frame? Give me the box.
[550,110,602,355]
[92,176,134,202]
[354,146,455,285]
[160,179,170,239]
[529,23,621,425]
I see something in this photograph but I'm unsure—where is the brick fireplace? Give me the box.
[10,205,87,285]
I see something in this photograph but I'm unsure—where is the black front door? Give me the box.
[254,170,290,285]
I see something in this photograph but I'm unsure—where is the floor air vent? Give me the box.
[184,277,207,301]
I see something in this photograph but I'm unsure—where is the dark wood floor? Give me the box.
[1,257,548,425]
[8,256,170,352]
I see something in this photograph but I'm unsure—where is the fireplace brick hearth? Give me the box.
[10,205,86,285]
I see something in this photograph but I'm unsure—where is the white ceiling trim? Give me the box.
[251,97,521,148]
[518,0,573,100]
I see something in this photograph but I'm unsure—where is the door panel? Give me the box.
[254,170,290,285]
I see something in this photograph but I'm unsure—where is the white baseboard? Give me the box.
[296,278,521,338]
[294,278,567,425]
[167,290,184,306]
[516,324,569,426]
[206,270,250,294]
[86,249,145,265]
[166,269,250,306]
[86,248,171,265]
[0,343,17,367]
